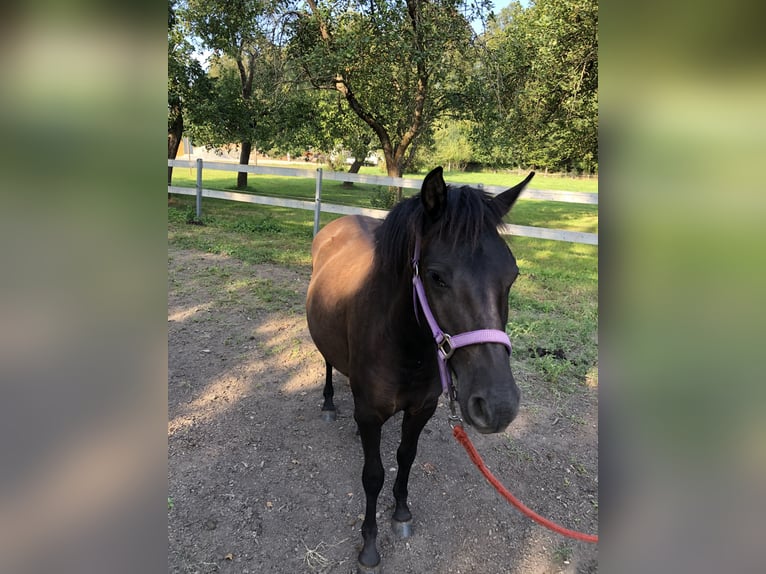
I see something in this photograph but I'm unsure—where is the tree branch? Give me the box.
[305,0,394,160]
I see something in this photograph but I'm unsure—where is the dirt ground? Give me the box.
[168,246,598,574]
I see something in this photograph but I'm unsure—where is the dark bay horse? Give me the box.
[306,166,534,573]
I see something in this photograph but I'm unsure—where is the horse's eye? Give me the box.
[429,271,448,288]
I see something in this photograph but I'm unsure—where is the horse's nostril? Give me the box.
[468,396,491,428]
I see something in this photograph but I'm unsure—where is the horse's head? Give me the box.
[418,167,534,434]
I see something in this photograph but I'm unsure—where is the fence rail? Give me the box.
[167,159,598,245]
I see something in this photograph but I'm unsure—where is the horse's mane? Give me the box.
[374,184,506,283]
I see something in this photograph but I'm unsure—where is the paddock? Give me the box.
[167,244,598,574]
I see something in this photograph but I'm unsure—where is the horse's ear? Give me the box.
[421,166,447,220]
[493,172,535,216]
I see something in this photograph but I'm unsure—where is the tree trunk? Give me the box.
[385,154,403,203]
[237,141,252,189]
[167,110,183,185]
[341,158,363,188]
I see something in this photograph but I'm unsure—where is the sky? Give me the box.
[472,0,529,34]
[492,0,531,12]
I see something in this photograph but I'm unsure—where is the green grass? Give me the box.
[169,167,598,234]
[553,544,573,564]
[507,236,598,394]
[170,163,598,197]
[249,278,307,313]
[170,166,391,208]
[168,166,597,393]
[439,169,598,193]
[168,195,320,268]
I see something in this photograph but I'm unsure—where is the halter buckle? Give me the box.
[437,333,454,359]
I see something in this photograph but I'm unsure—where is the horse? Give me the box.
[305,166,534,573]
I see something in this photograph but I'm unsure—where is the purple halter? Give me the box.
[411,236,513,397]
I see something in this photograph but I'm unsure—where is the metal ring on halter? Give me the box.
[437,333,454,359]
[448,414,463,428]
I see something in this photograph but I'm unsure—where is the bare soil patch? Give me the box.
[168,246,598,574]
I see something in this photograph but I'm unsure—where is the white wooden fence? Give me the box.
[167,159,598,245]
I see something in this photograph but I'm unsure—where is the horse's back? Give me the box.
[306,215,379,375]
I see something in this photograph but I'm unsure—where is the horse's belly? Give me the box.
[306,216,378,375]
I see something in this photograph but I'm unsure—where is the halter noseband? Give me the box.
[411,236,513,405]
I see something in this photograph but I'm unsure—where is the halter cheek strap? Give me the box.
[411,236,512,397]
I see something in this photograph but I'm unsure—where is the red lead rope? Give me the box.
[452,424,599,544]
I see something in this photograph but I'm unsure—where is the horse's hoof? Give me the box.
[356,560,382,574]
[392,519,413,538]
[320,409,337,422]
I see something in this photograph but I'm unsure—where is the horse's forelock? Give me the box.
[435,185,504,250]
[374,185,503,282]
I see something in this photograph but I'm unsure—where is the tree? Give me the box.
[310,91,379,181]
[168,0,207,184]
[472,0,598,173]
[291,0,488,196]
[432,120,474,172]
[184,0,291,188]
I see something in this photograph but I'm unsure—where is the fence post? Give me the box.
[196,158,203,219]
[313,167,323,236]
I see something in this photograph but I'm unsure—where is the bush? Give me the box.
[185,207,206,225]
[168,203,209,226]
[369,186,398,209]
[327,153,348,172]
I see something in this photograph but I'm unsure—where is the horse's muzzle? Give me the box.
[462,375,520,434]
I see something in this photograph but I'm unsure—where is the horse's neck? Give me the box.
[381,277,431,345]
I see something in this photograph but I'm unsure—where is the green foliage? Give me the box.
[296,91,379,172]
[167,206,187,225]
[327,152,348,172]
[168,0,210,155]
[289,1,490,176]
[369,186,398,209]
[181,0,313,163]
[171,0,598,177]
[230,216,283,234]
[471,0,598,173]
[431,120,475,171]
[167,204,208,226]
[186,206,206,225]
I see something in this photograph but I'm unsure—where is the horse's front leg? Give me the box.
[320,361,337,421]
[392,402,438,537]
[355,412,385,573]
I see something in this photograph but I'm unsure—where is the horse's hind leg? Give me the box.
[391,402,438,538]
[320,361,337,421]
